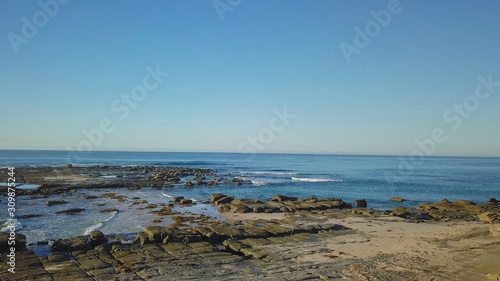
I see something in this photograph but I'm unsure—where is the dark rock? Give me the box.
[271,195,298,202]
[487,198,498,205]
[90,230,107,247]
[206,180,217,187]
[100,208,119,213]
[230,204,251,213]
[391,207,431,220]
[0,233,26,252]
[168,178,181,183]
[90,230,104,240]
[354,199,367,207]
[51,236,91,252]
[180,199,193,204]
[46,200,68,206]
[144,226,175,244]
[218,204,231,212]
[55,208,85,214]
[211,193,226,203]
[173,196,184,203]
[22,214,41,219]
[215,196,234,206]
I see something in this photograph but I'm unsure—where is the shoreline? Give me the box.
[2,201,499,280]
[1,165,499,280]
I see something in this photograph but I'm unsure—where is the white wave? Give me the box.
[291,177,342,182]
[121,239,135,245]
[104,211,118,222]
[251,180,267,186]
[83,211,117,235]
[161,192,173,198]
[83,222,103,235]
[241,171,297,175]
[1,220,22,232]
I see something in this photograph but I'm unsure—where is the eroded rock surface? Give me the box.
[216,194,352,214]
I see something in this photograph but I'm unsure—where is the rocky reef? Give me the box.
[213,194,352,214]
[0,166,251,195]
[2,193,500,280]
[2,164,500,281]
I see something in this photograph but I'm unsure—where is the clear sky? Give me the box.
[1,0,499,157]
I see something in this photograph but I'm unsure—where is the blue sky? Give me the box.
[1,0,499,156]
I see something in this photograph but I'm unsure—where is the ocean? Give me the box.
[1,150,499,246]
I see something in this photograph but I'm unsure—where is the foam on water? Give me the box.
[82,211,118,235]
[2,151,499,245]
[291,177,342,182]
[251,180,267,186]
[0,220,22,232]
[83,222,103,235]
[241,171,298,175]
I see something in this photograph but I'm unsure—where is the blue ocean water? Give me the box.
[1,150,500,207]
[1,150,499,244]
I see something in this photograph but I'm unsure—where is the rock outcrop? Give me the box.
[214,194,352,214]
[0,233,26,252]
[355,199,367,207]
[416,199,500,221]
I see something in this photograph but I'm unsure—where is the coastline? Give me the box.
[0,165,499,280]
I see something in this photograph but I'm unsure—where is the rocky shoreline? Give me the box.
[0,165,249,196]
[1,166,500,280]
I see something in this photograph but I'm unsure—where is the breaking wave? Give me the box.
[291,177,342,182]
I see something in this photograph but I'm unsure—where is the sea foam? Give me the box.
[291,177,342,182]
[242,171,298,175]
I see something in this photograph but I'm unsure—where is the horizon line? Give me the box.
[1,148,499,159]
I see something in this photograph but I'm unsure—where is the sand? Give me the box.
[289,215,500,280]
[218,210,500,280]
